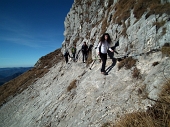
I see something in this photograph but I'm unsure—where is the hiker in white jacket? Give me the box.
[97,33,114,75]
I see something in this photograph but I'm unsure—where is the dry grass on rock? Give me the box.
[161,43,170,57]
[117,57,136,70]
[132,67,141,79]
[67,79,77,92]
[101,79,170,127]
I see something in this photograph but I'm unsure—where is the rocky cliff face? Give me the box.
[62,0,170,59]
[0,0,170,127]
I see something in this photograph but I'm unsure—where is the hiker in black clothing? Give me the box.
[64,50,70,64]
[71,45,76,62]
[87,44,93,54]
[81,42,88,63]
[97,33,114,75]
[107,41,119,63]
[106,45,117,72]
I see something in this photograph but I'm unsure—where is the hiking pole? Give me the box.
[114,50,119,54]
[89,55,100,70]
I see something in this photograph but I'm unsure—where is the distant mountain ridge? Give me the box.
[0,67,32,86]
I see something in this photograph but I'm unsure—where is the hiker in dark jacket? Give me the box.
[87,44,93,54]
[81,42,88,63]
[108,45,116,62]
[107,45,117,66]
[64,50,70,64]
[108,40,119,63]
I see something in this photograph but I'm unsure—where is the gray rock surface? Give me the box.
[0,53,170,127]
[1,0,170,127]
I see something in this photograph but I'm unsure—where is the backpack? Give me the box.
[72,47,76,53]
[64,51,69,57]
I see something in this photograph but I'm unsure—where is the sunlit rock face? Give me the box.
[0,0,170,127]
[63,0,170,59]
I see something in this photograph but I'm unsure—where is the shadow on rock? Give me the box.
[106,57,117,73]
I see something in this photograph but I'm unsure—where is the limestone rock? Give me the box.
[0,0,170,127]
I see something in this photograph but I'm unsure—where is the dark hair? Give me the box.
[100,33,111,44]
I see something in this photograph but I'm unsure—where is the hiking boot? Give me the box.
[101,72,108,75]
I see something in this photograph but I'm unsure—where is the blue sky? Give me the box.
[0,0,74,68]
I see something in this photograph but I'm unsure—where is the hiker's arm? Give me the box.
[108,47,114,52]
[111,46,119,54]
[108,43,114,52]
[109,46,119,54]
[96,42,101,55]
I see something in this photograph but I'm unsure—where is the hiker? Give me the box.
[75,49,81,61]
[97,33,114,75]
[81,42,88,63]
[64,50,70,64]
[87,44,93,54]
[71,45,76,62]
[107,41,119,63]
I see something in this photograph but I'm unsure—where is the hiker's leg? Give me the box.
[85,52,88,61]
[103,54,107,71]
[100,53,107,72]
[73,53,75,61]
[82,52,84,62]
[65,57,68,63]
[108,52,116,64]
[112,57,117,66]
[83,52,86,62]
